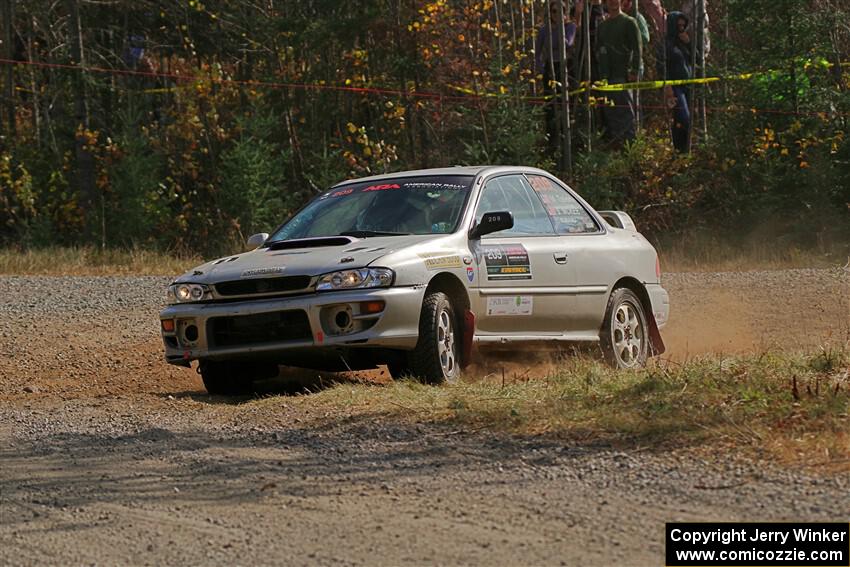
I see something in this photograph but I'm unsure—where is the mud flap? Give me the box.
[461,310,476,368]
[648,314,666,356]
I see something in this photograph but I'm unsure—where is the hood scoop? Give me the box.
[267,236,354,251]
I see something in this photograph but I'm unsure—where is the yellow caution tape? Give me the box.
[450,60,849,100]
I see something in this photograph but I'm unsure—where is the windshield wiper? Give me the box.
[337,230,410,238]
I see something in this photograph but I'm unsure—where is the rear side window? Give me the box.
[526,174,600,234]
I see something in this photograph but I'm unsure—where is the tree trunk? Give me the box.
[66,0,97,218]
[2,0,15,138]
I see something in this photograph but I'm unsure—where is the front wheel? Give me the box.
[599,288,649,369]
[406,291,460,384]
[198,360,279,396]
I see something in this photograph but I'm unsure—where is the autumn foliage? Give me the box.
[0,0,846,255]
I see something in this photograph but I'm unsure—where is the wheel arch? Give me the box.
[609,276,666,356]
[424,272,474,367]
[424,272,471,312]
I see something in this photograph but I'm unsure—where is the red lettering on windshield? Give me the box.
[331,188,354,197]
[363,183,401,192]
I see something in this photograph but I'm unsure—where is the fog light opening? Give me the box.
[334,310,351,329]
[184,324,199,342]
[321,304,355,336]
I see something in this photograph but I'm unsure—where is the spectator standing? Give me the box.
[640,0,666,36]
[574,0,607,81]
[622,0,650,54]
[596,0,642,145]
[659,11,692,152]
[535,1,577,155]
[680,0,710,60]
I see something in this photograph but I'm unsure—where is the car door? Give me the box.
[525,173,614,334]
[469,174,576,335]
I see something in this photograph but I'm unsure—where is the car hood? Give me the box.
[176,234,439,284]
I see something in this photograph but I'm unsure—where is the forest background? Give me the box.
[0,0,847,259]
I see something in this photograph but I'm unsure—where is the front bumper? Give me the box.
[159,286,425,365]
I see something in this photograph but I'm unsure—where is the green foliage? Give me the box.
[0,0,847,255]
[0,153,35,240]
[107,118,167,246]
[220,111,291,237]
[459,85,551,168]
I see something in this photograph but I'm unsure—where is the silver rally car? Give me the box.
[160,166,669,394]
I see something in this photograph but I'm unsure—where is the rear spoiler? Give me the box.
[598,210,637,231]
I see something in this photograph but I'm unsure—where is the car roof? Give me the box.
[330,165,552,188]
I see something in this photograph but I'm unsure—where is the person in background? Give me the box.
[622,0,650,50]
[680,0,710,60]
[595,0,642,145]
[622,0,649,97]
[640,0,666,37]
[573,0,607,82]
[535,1,577,155]
[659,11,692,152]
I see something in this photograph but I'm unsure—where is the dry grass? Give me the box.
[658,238,848,273]
[0,247,202,276]
[272,347,850,469]
[1,242,846,276]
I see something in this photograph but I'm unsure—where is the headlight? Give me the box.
[166,283,211,304]
[316,268,394,291]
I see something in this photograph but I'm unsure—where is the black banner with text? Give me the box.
[666,522,849,566]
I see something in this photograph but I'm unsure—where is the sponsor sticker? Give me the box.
[240,266,285,278]
[482,244,532,280]
[363,183,401,192]
[466,267,475,282]
[527,175,556,191]
[486,296,533,316]
[420,252,463,270]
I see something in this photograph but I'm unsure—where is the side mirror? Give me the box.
[245,232,269,251]
[469,211,514,239]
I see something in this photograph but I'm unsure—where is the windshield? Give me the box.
[268,175,474,241]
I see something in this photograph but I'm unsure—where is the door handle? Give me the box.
[553,252,568,264]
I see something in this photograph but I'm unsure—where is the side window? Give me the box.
[526,174,600,234]
[475,175,554,237]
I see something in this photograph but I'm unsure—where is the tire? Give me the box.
[406,291,461,384]
[386,358,412,380]
[199,360,278,396]
[599,288,649,369]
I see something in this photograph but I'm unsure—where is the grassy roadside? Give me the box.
[0,245,847,275]
[275,348,850,469]
[0,247,201,276]
[657,240,848,273]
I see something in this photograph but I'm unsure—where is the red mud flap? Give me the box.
[648,315,666,356]
[461,310,476,368]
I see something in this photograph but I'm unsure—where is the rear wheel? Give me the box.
[406,291,460,384]
[600,288,649,369]
[199,360,279,396]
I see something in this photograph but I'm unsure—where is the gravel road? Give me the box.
[1,269,848,566]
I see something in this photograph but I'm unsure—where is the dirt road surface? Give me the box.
[1,269,848,566]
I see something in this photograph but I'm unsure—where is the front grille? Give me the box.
[208,310,312,348]
[215,276,312,297]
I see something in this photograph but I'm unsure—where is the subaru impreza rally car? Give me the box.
[160,166,669,394]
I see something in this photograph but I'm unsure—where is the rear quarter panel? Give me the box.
[570,227,660,334]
